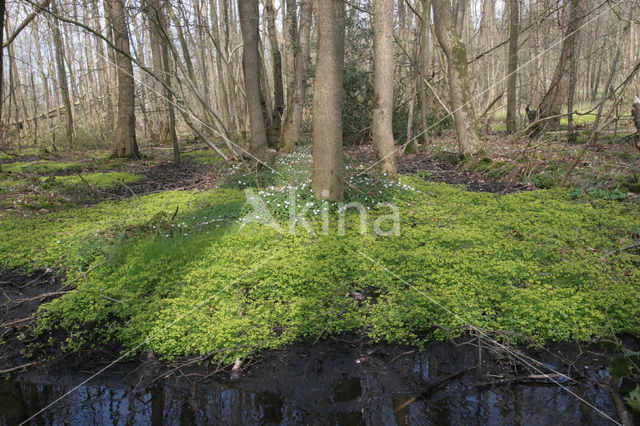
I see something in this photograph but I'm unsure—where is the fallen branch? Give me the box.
[598,379,633,426]
[390,350,416,364]
[477,373,566,388]
[394,367,473,413]
[601,243,640,260]
[9,291,75,309]
[0,315,34,328]
[0,360,45,375]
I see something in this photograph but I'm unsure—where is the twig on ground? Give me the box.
[390,350,416,363]
[0,360,45,375]
[601,243,640,259]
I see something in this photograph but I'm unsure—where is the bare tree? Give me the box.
[50,1,74,147]
[0,0,5,130]
[312,0,345,201]
[238,0,275,163]
[506,0,519,133]
[264,0,284,143]
[537,0,585,131]
[372,0,398,179]
[106,0,139,158]
[432,0,481,156]
[142,0,170,143]
[281,0,312,152]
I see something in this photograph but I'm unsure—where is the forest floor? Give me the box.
[0,133,639,422]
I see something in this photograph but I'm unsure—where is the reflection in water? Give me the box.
[0,369,618,425]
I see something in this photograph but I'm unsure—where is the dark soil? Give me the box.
[0,152,227,214]
[0,155,38,166]
[0,270,66,373]
[347,145,533,194]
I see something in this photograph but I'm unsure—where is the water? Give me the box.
[0,362,620,425]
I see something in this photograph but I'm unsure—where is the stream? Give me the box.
[1,341,632,425]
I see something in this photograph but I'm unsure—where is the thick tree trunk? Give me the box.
[453,0,466,36]
[106,0,140,158]
[312,0,345,201]
[537,0,584,131]
[281,0,312,152]
[264,0,284,143]
[143,0,170,143]
[506,0,519,134]
[209,0,233,131]
[372,0,398,179]
[432,0,481,156]
[283,0,297,101]
[238,0,275,163]
[50,2,74,147]
[152,0,179,163]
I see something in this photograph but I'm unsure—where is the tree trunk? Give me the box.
[50,2,74,147]
[632,97,640,151]
[312,0,345,201]
[153,0,179,163]
[537,0,584,131]
[372,0,398,179]
[453,0,466,36]
[238,0,275,163]
[281,0,312,152]
[0,0,4,130]
[506,0,519,134]
[143,0,170,143]
[283,0,297,101]
[432,0,481,156]
[419,0,433,146]
[264,0,284,143]
[106,0,140,158]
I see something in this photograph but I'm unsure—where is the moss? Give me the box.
[3,153,639,362]
[616,174,640,193]
[182,150,227,165]
[1,160,83,175]
[43,172,143,190]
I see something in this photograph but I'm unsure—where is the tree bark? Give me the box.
[419,0,433,146]
[632,97,640,151]
[143,0,170,143]
[537,0,584,131]
[312,0,345,201]
[106,0,140,158]
[153,0,179,163]
[432,0,481,156]
[238,0,275,163]
[0,0,5,130]
[372,0,398,179]
[506,0,519,134]
[281,0,312,152]
[283,0,297,101]
[50,1,74,147]
[264,0,284,143]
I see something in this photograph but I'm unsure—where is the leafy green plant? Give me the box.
[531,173,559,189]
[3,152,639,364]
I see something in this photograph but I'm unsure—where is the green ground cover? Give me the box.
[1,152,638,363]
[1,160,84,175]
